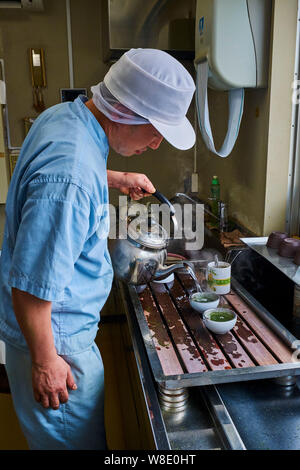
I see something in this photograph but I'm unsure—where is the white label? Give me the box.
[32,53,41,67]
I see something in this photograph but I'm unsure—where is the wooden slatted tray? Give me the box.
[129,271,300,388]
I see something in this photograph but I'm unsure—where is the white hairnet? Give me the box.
[91,82,149,125]
[91,49,195,149]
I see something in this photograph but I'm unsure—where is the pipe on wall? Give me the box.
[285,0,300,234]
[66,0,74,89]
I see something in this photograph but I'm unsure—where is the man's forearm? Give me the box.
[107,170,126,189]
[11,288,57,364]
[107,170,155,195]
[11,288,77,410]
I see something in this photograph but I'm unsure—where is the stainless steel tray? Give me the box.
[126,272,300,389]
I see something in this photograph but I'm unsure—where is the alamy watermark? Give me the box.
[96,195,204,251]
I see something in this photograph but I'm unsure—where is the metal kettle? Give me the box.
[109,192,187,286]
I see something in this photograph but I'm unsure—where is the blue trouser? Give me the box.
[5,342,106,450]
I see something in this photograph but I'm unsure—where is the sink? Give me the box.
[167,192,239,263]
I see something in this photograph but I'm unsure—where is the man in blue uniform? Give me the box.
[0,48,195,449]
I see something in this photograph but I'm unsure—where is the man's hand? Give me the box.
[107,170,155,200]
[32,355,77,410]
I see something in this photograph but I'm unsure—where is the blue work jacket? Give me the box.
[0,96,114,354]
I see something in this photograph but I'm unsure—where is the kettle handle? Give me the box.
[152,190,176,216]
[142,189,176,216]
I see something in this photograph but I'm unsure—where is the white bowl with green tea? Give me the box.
[203,308,237,335]
[189,292,220,313]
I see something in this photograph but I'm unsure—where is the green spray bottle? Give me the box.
[210,176,220,217]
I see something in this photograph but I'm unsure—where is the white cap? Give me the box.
[103,48,196,150]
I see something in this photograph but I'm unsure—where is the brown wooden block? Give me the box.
[225,292,293,363]
[232,316,278,366]
[168,278,232,371]
[150,282,208,373]
[215,331,255,368]
[139,287,184,376]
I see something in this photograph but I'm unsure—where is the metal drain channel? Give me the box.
[201,385,246,450]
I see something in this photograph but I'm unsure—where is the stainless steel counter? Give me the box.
[120,279,300,450]
[116,199,300,450]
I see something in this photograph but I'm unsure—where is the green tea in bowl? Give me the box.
[203,308,237,334]
[209,311,235,322]
[189,292,220,313]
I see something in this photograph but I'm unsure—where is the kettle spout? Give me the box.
[153,262,185,281]
[154,260,202,292]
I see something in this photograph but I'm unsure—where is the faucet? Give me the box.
[225,249,245,265]
[174,192,220,222]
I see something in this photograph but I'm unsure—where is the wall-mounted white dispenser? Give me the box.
[195,0,271,157]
